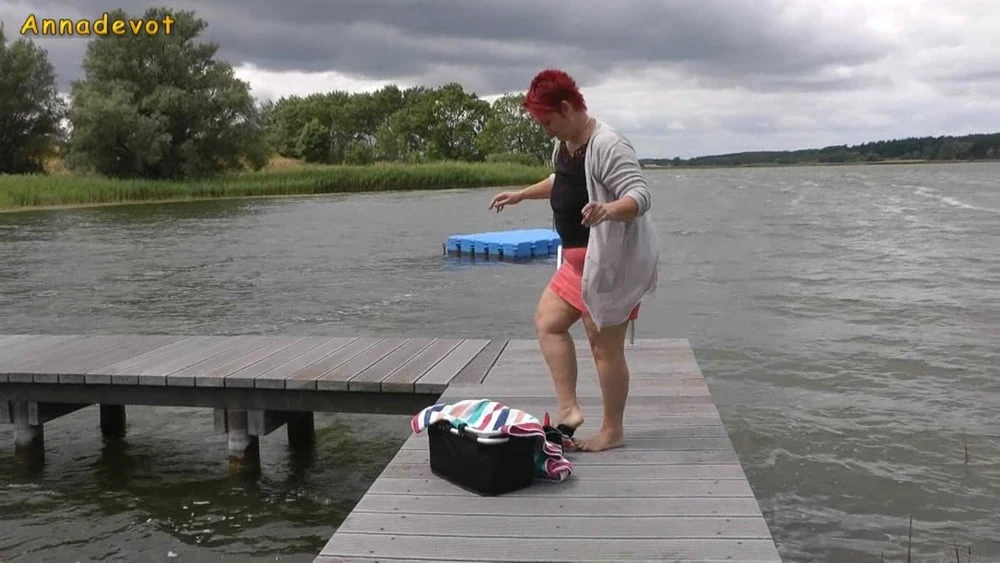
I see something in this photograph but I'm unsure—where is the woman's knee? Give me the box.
[535,290,579,335]
[583,316,627,360]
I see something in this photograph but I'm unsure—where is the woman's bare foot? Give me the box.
[557,405,584,430]
[556,406,584,450]
[576,427,625,452]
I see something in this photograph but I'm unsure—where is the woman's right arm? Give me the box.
[518,174,554,200]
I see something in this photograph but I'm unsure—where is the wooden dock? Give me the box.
[317,338,782,562]
[0,334,506,464]
[0,334,781,561]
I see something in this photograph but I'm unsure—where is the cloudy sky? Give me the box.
[3,0,998,158]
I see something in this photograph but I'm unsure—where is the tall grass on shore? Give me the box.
[0,160,551,211]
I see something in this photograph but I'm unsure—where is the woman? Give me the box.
[489,69,659,452]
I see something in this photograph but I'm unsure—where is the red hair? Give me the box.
[523,69,587,118]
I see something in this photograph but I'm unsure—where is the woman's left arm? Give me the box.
[599,138,651,222]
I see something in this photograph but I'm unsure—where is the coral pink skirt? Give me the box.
[548,247,640,321]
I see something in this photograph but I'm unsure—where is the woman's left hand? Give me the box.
[581,202,609,226]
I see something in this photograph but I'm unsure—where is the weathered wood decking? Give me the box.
[0,334,780,561]
[0,333,508,463]
[317,338,781,562]
[0,334,503,393]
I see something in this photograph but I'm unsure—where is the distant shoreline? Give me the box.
[641,158,1000,170]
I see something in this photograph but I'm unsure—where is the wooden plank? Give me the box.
[380,339,463,393]
[433,394,715,408]
[315,339,409,391]
[0,334,48,355]
[2,336,90,382]
[45,335,150,383]
[493,338,541,352]
[432,397,720,418]
[401,435,735,451]
[0,334,74,383]
[87,336,203,384]
[247,337,356,389]
[84,336,187,384]
[346,338,435,392]
[420,395,722,422]
[488,352,701,371]
[130,336,248,385]
[284,338,379,391]
[125,336,235,386]
[0,335,25,348]
[390,447,739,466]
[408,423,728,440]
[483,369,707,383]
[448,339,507,384]
[350,494,762,517]
[499,337,688,352]
[21,335,135,383]
[367,477,754,498]
[403,418,726,434]
[444,379,711,398]
[381,462,747,481]
[412,339,489,393]
[166,336,275,386]
[0,335,86,365]
[320,534,781,561]
[123,336,232,385]
[338,512,773,539]
[209,336,309,388]
[224,337,333,388]
[0,334,68,363]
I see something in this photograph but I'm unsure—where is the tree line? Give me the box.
[640,133,1000,167]
[262,83,550,167]
[6,7,998,180]
[0,7,551,180]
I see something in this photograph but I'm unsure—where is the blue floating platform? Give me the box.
[444,228,561,260]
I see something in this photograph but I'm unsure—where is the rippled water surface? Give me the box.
[1,162,998,562]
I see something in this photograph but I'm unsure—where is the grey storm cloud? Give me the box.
[2,0,892,95]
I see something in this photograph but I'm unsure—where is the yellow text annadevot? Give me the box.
[20,13,176,37]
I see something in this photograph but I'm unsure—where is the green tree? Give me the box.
[0,26,66,174]
[477,93,550,164]
[64,8,268,179]
[416,83,491,161]
[296,118,330,163]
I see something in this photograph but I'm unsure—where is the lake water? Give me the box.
[1,163,998,562]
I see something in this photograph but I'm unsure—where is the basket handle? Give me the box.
[441,422,509,444]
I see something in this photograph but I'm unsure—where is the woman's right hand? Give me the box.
[488,190,524,213]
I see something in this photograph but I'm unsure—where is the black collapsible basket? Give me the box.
[427,420,537,496]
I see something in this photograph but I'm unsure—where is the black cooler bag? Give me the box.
[427,420,539,495]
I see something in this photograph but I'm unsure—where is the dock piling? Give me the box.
[286,411,316,450]
[100,404,126,438]
[226,409,260,471]
[12,401,44,464]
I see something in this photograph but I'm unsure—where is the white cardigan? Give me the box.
[549,119,660,330]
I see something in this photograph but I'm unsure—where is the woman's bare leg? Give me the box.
[576,314,630,451]
[534,288,584,432]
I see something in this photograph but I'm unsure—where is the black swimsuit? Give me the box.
[550,141,589,249]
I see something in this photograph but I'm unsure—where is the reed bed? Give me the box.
[0,160,550,211]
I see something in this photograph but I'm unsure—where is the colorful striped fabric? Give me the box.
[412,398,573,482]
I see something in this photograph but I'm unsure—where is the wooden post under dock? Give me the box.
[0,333,780,561]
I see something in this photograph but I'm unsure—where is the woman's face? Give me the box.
[530,101,577,141]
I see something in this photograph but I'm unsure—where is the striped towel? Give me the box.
[412,398,573,482]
